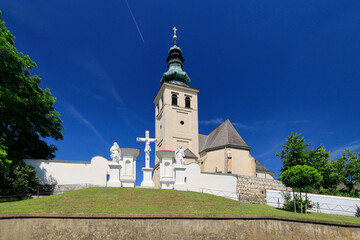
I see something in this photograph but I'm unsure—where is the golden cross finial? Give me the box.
[173,27,178,44]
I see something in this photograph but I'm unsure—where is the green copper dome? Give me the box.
[160,44,191,86]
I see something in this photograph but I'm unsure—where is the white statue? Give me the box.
[137,131,157,168]
[175,145,185,166]
[110,142,121,163]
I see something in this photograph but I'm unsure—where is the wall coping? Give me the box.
[24,156,108,164]
[237,175,284,183]
[1,213,359,228]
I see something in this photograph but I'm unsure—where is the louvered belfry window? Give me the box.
[172,94,178,106]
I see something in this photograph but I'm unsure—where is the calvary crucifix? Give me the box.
[137,130,157,168]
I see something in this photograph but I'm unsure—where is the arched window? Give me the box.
[172,94,178,106]
[185,96,191,108]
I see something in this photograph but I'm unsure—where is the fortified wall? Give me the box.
[237,175,291,204]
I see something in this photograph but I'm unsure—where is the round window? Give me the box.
[180,121,184,125]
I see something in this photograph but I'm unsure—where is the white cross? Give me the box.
[137,131,157,168]
[173,27,178,36]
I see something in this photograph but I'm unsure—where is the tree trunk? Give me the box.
[293,190,296,214]
[300,192,303,214]
[305,192,308,214]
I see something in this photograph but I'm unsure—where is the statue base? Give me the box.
[140,167,155,188]
[121,178,136,188]
[107,163,121,187]
[174,165,187,191]
[160,179,175,189]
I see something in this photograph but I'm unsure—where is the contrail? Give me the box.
[125,0,145,43]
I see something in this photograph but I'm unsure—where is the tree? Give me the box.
[280,165,322,213]
[275,133,310,174]
[0,12,64,196]
[0,139,11,173]
[307,145,340,190]
[336,149,360,196]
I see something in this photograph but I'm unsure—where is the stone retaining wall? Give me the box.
[237,175,291,204]
[0,214,359,240]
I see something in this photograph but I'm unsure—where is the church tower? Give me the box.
[153,28,199,163]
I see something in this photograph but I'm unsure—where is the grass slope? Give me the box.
[0,187,359,224]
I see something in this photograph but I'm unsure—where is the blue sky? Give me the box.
[1,1,360,184]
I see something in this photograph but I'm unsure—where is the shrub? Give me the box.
[355,205,360,217]
[281,192,313,213]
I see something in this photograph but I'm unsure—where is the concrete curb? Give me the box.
[1,213,359,228]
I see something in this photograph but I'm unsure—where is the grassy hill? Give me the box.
[1,187,359,224]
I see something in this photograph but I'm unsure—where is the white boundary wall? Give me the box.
[267,189,360,216]
[185,163,238,200]
[24,156,110,186]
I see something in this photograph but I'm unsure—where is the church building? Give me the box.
[152,29,274,187]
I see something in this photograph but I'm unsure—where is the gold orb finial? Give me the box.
[172,27,178,44]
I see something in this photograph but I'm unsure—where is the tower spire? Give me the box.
[160,27,191,86]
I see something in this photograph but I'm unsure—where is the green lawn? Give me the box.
[0,187,359,224]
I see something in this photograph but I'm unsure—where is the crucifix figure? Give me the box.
[137,130,157,168]
[172,26,178,44]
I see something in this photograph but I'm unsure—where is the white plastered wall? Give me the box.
[200,148,256,177]
[256,172,274,179]
[24,156,110,186]
[185,163,238,200]
[267,190,360,216]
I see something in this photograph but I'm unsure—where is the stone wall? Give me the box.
[0,214,359,240]
[237,175,291,204]
[52,184,101,195]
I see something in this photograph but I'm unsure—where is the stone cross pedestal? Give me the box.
[174,166,187,191]
[137,130,157,188]
[141,167,154,188]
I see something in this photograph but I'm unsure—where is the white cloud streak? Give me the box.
[289,119,309,124]
[199,118,224,125]
[125,0,145,43]
[254,141,284,159]
[2,1,45,27]
[110,84,124,105]
[330,140,360,159]
[72,54,124,105]
[199,118,255,130]
[72,87,107,102]
[67,103,110,147]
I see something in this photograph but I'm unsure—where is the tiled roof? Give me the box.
[255,160,275,177]
[184,148,198,159]
[199,119,251,153]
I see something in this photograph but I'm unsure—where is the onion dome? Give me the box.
[160,27,191,86]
